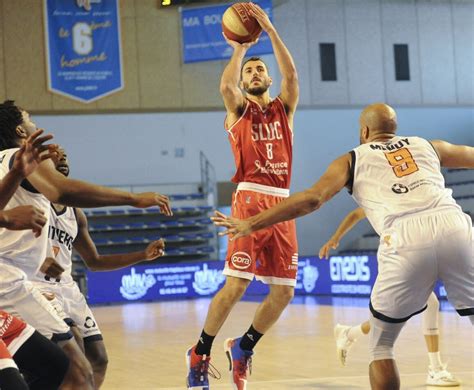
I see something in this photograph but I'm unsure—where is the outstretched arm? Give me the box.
[213,153,352,239]
[431,140,474,168]
[249,3,298,115]
[73,208,165,271]
[318,207,366,259]
[25,158,172,214]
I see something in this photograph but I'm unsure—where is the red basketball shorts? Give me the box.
[223,183,299,286]
[0,311,34,361]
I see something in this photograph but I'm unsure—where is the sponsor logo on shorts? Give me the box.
[231,252,252,270]
[84,316,96,329]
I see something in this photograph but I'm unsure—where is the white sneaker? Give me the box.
[426,365,461,387]
[333,324,355,366]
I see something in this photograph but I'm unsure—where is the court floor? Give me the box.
[94,296,473,389]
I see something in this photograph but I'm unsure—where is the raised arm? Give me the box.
[0,129,57,209]
[25,159,172,214]
[318,207,366,259]
[431,140,474,168]
[0,129,57,236]
[220,36,258,123]
[249,3,299,115]
[213,153,352,239]
[73,208,165,271]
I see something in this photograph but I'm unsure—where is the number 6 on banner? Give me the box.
[72,23,93,55]
[384,148,419,178]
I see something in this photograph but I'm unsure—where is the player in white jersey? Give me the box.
[34,148,166,388]
[320,207,460,386]
[0,129,70,389]
[0,100,173,390]
[213,103,474,389]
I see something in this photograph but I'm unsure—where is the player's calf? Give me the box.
[58,339,95,390]
[84,338,108,389]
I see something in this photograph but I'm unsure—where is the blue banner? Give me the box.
[44,0,123,103]
[86,254,450,305]
[181,0,273,63]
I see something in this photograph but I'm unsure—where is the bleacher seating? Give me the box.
[339,168,474,254]
[76,196,217,263]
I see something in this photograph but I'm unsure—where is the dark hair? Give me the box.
[240,56,267,79]
[0,100,23,150]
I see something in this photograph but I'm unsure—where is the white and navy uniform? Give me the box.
[350,136,473,322]
[0,148,72,342]
[32,205,102,341]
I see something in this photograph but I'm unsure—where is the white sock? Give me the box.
[428,352,443,370]
[347,324,364,341]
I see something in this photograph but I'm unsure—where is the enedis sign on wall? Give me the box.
[43,0,123,103]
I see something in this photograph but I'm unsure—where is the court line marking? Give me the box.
[160,371,474,389]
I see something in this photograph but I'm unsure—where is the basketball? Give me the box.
[222,2,262,44]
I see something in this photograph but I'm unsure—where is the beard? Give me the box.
[243,81,270,96]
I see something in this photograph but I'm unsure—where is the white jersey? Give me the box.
[37,205,78,285]
[0,148,51,279]
[350,136,460,235]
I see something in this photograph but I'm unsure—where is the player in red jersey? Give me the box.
[186,3,299,389]
[0,310,68,390]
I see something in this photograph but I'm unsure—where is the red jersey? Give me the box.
[226,97,293,189]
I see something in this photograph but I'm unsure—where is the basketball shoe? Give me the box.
[224,338,253,390]
[334,324,356,366]
[186,346,220,390]
[426,365,461,387]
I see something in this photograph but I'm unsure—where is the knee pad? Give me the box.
[422,292,439,335]
[368,315,405,363]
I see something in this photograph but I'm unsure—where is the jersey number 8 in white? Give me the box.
[266,143,273,160]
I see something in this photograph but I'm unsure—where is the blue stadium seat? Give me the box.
[129,237,147,244]
[91,210,108,216]
[110,237,128,244]
[94,238,109,246]
[109,223,129,230]
[128,222,147,229]
[110,209,126,215]
[89,224,109,232]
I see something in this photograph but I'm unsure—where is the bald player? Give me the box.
[213,103,474,390]
[320,207,459,386]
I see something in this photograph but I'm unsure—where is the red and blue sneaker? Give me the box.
[186,346,220,390]
[224,338,253,390]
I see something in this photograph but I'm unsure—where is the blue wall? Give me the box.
[36,106,473,255]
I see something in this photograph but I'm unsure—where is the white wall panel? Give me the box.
[344,0,386,104]
[306,0,350,105]
[451,0,474,104]
[416,0,457,104]
[381,1,423,104]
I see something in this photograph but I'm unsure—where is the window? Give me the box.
[394,44,410,81]
[319,43,337,81]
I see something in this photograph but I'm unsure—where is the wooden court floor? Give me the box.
[93,297,473,389]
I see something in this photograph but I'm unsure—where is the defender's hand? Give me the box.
[12,129,59,178]
[318,237,339,259]
[1,206,47,237]
[211,210,252,241]
[145,239,165,260]
[132,192,173,216]
[40,257,65,279]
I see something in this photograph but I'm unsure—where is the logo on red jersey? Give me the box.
[231,252,252,270]
[251,122,283,142]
